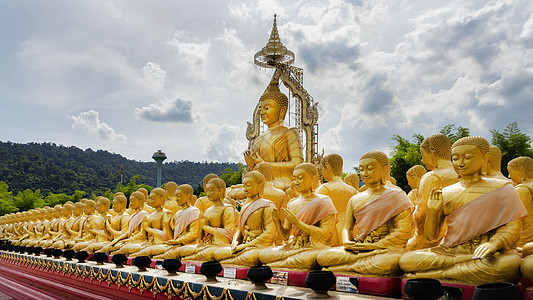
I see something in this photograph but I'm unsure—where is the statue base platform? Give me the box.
[0,251,395,300]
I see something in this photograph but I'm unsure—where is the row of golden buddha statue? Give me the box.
[2,134,533,286]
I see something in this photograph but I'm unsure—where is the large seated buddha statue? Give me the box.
[244,79,304,191]
[258,163,337,270]
[214,171,276,267]
[316,151,413,276]
[316,153,357,246]
[399,136,527,283]
[408,134,459,250]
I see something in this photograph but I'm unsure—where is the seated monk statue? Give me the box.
[316,153,357,246]
[26,209,47,247]
[399,136,527,283]
[129,188,173,257]
[343,173,360,191]
[258,163,337,270]
[164,181,180,216]
[214,171,276,266]
[254,162,287,211]
[408,134,459,250]
[80,198,113,253]
[14,211,31,246]
[244,79,304,191]
[42,205,64,248]
[35,207,56,247]
[406,165,427,205]
[507,157,533,248]
[20,209,39,246]
[317,151,413,276]
[153,184,201,259]
[179,178,236,261]
[195,174,219,213]
[49,203,74,249]
[137,188,155,214]
[486,145,511,181]
[85,194,130,253]
[62,202,85,249]
[72,200,98,251]
[105,192,150,254]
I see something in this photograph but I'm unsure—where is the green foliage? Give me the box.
[440,124,470,144]
[0,181,17,215]
[0,141,238,196]
[13,189,44,211]
[219,164,244,187]
[389,134,423,191]
[490,122,533,176]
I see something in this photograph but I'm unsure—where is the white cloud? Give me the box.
[69,110,127,142]
[167,32,210,81]
[202,124,246,163]
[142,62,166,92]
[134,98,193,123]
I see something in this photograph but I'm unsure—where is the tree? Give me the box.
[0,181,17,215]
[219,164,244,187]
[440,124,470,144]
[490,122,533,176]
[389,134,424,191]
[13,189,44,211]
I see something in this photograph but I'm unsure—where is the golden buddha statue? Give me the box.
[316,151,413,276]
[179,178,236,261]
[408,134,459,250]
[486,145,511,181]
[153,184,200,259]
[406,165,427,205]
[20,210,38,246]
[254,162,287,211]
[244,80,304,191]
[129,188,173,257]
[49,203,74,249]
[41,205,64,248]
[78,198,112,253]
[343,173,360,191]
[164,181,180,216]
[72,200,97,251]
[399,136,526,283]
[316,154,357,246]
[36,207,57,247]
[137,187,155,214]
[214,171,276,267]
[507,156,533,248]
[84,197,127,253]
[26,209,47,247]
[106,191,150,254]
[258,163,337,270]
[195,173,220,213]
[63,202,85,249]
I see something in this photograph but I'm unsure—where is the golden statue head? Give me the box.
[254,162,273,181]
[293,162,320,192]
[420,134,452,170]
[165,181,178,196]
[359,151,390,187]
[129,191,145,209]
[206,178,226,202]
[406,165,427,190]
[259,79,288,125]
[487,145,503,173]
[203,173,219,189]
[176,184,194,206]
[243,171,266,198]
[113,194,127,212]
[508,156,533,185]
[451,136,490,177]
[320,153,343,180]
[343,173,360,190]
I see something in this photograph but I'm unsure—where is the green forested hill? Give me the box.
[0,141,239,196]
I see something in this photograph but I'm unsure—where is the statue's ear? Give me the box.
[481,152,490,175]
[279,106,287,121]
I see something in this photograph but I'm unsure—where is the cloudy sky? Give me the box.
[1,0,532,171]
